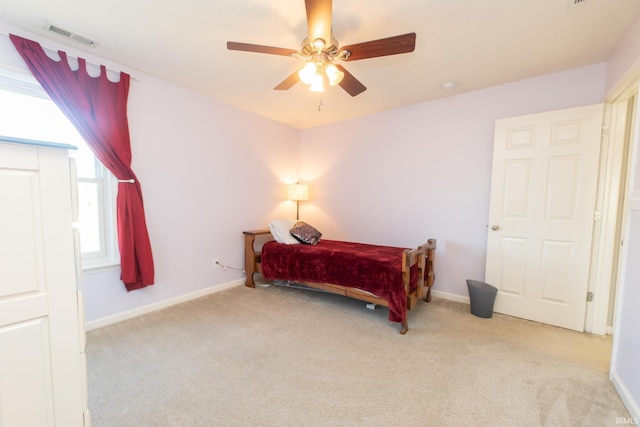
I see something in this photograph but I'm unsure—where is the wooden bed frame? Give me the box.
[243,229,436,334]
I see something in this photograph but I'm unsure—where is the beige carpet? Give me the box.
[86,283,630,427]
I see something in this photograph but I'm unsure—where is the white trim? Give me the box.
[0,25,140,80]
[611,370,640,422]
[586,101,625,335]
[0,66,121,271]
[611,83,640,424]
[81,263,120,274]
[0,65,48,99]
[431,289,470,305]
[589,83,640,335]
[85,279,245,331]
[78,172,120,270]
[85,285,476,332]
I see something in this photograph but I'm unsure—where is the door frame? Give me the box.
[586,80,638,334]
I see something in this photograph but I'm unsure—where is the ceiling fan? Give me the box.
[226,0,416,97]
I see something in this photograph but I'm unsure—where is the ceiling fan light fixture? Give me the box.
[299,61,327,92]
[309,74,325,92]
[325,63,344,86]
[298,62,317,84]
[227,2,417,98]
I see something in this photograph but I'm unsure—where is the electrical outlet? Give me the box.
[213,258,220,270]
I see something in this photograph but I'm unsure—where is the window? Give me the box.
[0,67,119,270]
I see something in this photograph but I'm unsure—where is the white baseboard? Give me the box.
[85,284,470,331]
[85,279,245,331]
[611,370,640,422]
[431,289,470,305]
[432,291,619,337]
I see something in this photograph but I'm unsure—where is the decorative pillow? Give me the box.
[268,219,300,245]
[289,221,322,245]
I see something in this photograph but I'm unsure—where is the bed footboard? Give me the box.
[242,229,437,334]
[420,239,437,303]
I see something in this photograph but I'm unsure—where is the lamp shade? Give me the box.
[287,184,309,201]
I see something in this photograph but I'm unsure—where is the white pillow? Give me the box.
[268,219,300,245]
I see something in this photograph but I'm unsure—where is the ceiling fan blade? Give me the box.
[341,33,416,61]
[305,0,332,45]
[227,41,296,57]
[274,71,300,90]
[335,65,366,97]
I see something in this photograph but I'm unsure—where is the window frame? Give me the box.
[0,65,120,272]
[77,165,120,271]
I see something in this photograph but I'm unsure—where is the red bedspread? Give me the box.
[261,239,417,323]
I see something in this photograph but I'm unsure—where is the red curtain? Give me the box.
[11,34,154,291]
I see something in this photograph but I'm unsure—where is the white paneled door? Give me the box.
[485,104,604,331]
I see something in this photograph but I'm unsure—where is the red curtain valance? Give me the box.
[10,34,154,291]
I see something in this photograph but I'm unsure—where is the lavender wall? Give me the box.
[300,64,607,300]
[0,26,301,323]
[606,15,640,98]
[82,73,301,322]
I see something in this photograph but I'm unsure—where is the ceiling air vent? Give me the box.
[46,24,98,47]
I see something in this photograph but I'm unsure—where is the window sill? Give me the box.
[82,262,121,275]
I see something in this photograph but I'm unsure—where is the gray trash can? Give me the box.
[466,279,498,318]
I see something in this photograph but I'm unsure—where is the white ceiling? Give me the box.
[1,0,639,129]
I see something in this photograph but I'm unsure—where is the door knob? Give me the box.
[491,225,500,231]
